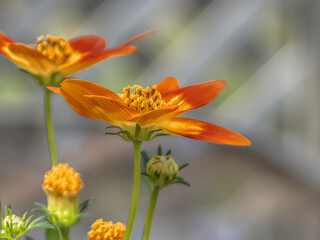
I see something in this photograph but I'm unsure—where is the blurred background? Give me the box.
[1,0,320,239]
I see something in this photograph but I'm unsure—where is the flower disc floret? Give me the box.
[88,219,126,240]
[119,85,167,112]
[43,163,82,195]
[37,35,78,65]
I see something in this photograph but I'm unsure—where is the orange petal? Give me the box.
[69,35,107,53]
[59,45,137,76]
[47,86,61,95]
[157,117,251,146]
[60,80,123,125]
[156,77,180,96]
[4,43,57,76]
[163,80,227,113]
[59,31,153,76]
[61,79,122,101]
[129,105,178,127]
[0,32,15,55]
[86,95,139,124]
[119,30,154,46]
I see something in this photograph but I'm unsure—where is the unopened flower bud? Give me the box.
[146,155,179,187]
[88,219,126,240]
[2,214,24,235]
[42,163,83,226]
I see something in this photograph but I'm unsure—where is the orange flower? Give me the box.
[0,31,153,86]
[49,77,251,145]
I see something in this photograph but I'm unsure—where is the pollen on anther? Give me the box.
[42,163,83,195]
[37,35,74,65]
[88,219,126,240]
[118,85,167,112]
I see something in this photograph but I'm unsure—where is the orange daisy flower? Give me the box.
[0,31,153,86]
[49,77,251,145]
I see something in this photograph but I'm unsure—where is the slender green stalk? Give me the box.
[142,186,160,240]
[58,226,69,240]
[45,88,58,166]
[123,140,142,240]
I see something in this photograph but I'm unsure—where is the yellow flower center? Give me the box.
[37,35,75,65]
[42,163,83,195]
[119,85,167,112]
[88,219,126,240]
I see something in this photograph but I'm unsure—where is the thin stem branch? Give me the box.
[58,226,69,240]
[142,186,160,240]
[123,140,142,240]
[45,88,58,166]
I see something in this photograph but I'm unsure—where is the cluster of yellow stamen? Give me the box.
[118,85,166,112]
[88,219,126,240]
[37,35,74,65]
[42,163,83,195]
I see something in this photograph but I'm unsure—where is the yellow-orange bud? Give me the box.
[88,219,126,240]
[42,163,83,226]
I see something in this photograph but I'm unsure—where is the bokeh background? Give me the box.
[1,0,320,239]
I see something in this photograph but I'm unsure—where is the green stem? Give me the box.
[58,226,69,240]
[123,140,142,240]
[142,186,160,240]
[45,88,58,166]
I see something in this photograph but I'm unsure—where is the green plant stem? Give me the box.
[58,226,69,240]
[45,88,58,166]
[123,140,142,240]
[142,186,160,240]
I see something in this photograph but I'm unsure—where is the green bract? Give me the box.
[0,202,53,240]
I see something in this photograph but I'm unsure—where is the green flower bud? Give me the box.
[146,155,179,187]
[2,214,24,235]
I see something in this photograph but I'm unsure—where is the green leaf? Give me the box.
[79,198,93,213]
[157,145,162,155]
[30,221,54,230]
[45,228,59,240]
[141,173,154,192]
[21,212,28,221]
[24,216,33,226]
[28,216,43,228]
[179,163,189,171]
[141,151,150,166]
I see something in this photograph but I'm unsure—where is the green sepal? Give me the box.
[157,145,162,155]
[79,198,93,214]
[141,151,150,167]
[141,173,154,192]
[165,149,172,156]
[172,177,191,187]
[179,163,189,171]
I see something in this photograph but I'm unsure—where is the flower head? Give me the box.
[0,31,153,86]
[49,77,251,145]
[0,204,52,240]
[42,163,83,226]
[88,219,125,240]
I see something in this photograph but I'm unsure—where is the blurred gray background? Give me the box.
[1,0,320,239]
